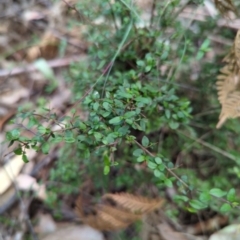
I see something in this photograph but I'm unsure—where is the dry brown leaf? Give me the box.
[76,197,140,231]
[103,193,164,214]
[101,205,142,224]
[76,193,164,231]
[76,204,127,231]
[214,0,237,17]
[27,32,59,62]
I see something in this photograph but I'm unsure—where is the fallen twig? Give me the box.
[0,55,87,78]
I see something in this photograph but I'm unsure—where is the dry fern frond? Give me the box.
[213,0,237,17]
[234,30,240,68]
[216,30,240,128]
[103,193,164,214]
[216,72,240,104]
[222,51,239,74]
[96,205,142,230]
[76,206,127,231]
[222,31,240,73]
[99,204,142,223]
[75,193,164,231]
[217,91,240,128]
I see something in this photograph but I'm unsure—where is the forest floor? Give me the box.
[0,0,239,240]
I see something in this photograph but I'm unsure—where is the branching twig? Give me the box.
[134,140,190,189]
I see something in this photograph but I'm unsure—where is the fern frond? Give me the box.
[103,193,164,214]
[99,204,142,223]
[216,29,240,128]
[234,30,240,68]
[217,91,240,128]
[214,0,237,16]
[216,72,240,104]
[76,193,164,231]
[96,205,142,230]
[76,207,127,231]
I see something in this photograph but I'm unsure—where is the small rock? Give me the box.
[41,225,104,240]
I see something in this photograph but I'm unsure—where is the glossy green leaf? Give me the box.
[189,200,207,210]
[42,142,50,154]
[109,116,122,124]
[220,203,232,213]
[155,157,162,164]
[209,188,227,198]
[133,148,143,157]
[22,154,29,163]
[227,188,236,202]
[142,136,149,147]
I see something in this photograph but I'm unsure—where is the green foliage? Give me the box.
[6,0,240,226]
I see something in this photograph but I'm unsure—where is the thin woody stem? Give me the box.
[134,140,189,189]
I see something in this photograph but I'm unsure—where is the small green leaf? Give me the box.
[140,119,146,131]
[145,65,152,72]
[133,148,143,157]
[11,129,20,139]
[165,109,171,119]
[232,202,239,207]
[169,121,179,130]
[64,137,75,143]
[124,111,136,118]
[42,142,50,154]
[125,118,133,125]
[173,195,189,202]
[101,111,111,117]
[104,165,110,175]
[164,179,173,188]
[118,91,132,98]
[94,132,103,141]
[64,130,75,143]
[227,188,236,202]
[158,164,165,171]
[199,192,211,203]
[109,116,122,124]
[51,136,63,143]
[93,102,99,111]
[155,157,162,164]
[209,188,227,198]
[142,136,149,147]
[103,102,111,111]
[137,155,145,162]
[28,116,38,128]
[22,154,29,163]
[118,126,129,136]
[79,122,87,130]
[154,169,163,178]
[14,148,22,155]
[220,203,232,213]
[189,200,207,210]
[135,97,151,104]
[147,161,157,169]
[38,126,47,134]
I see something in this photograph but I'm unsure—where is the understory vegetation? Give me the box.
[5,0,240,238]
